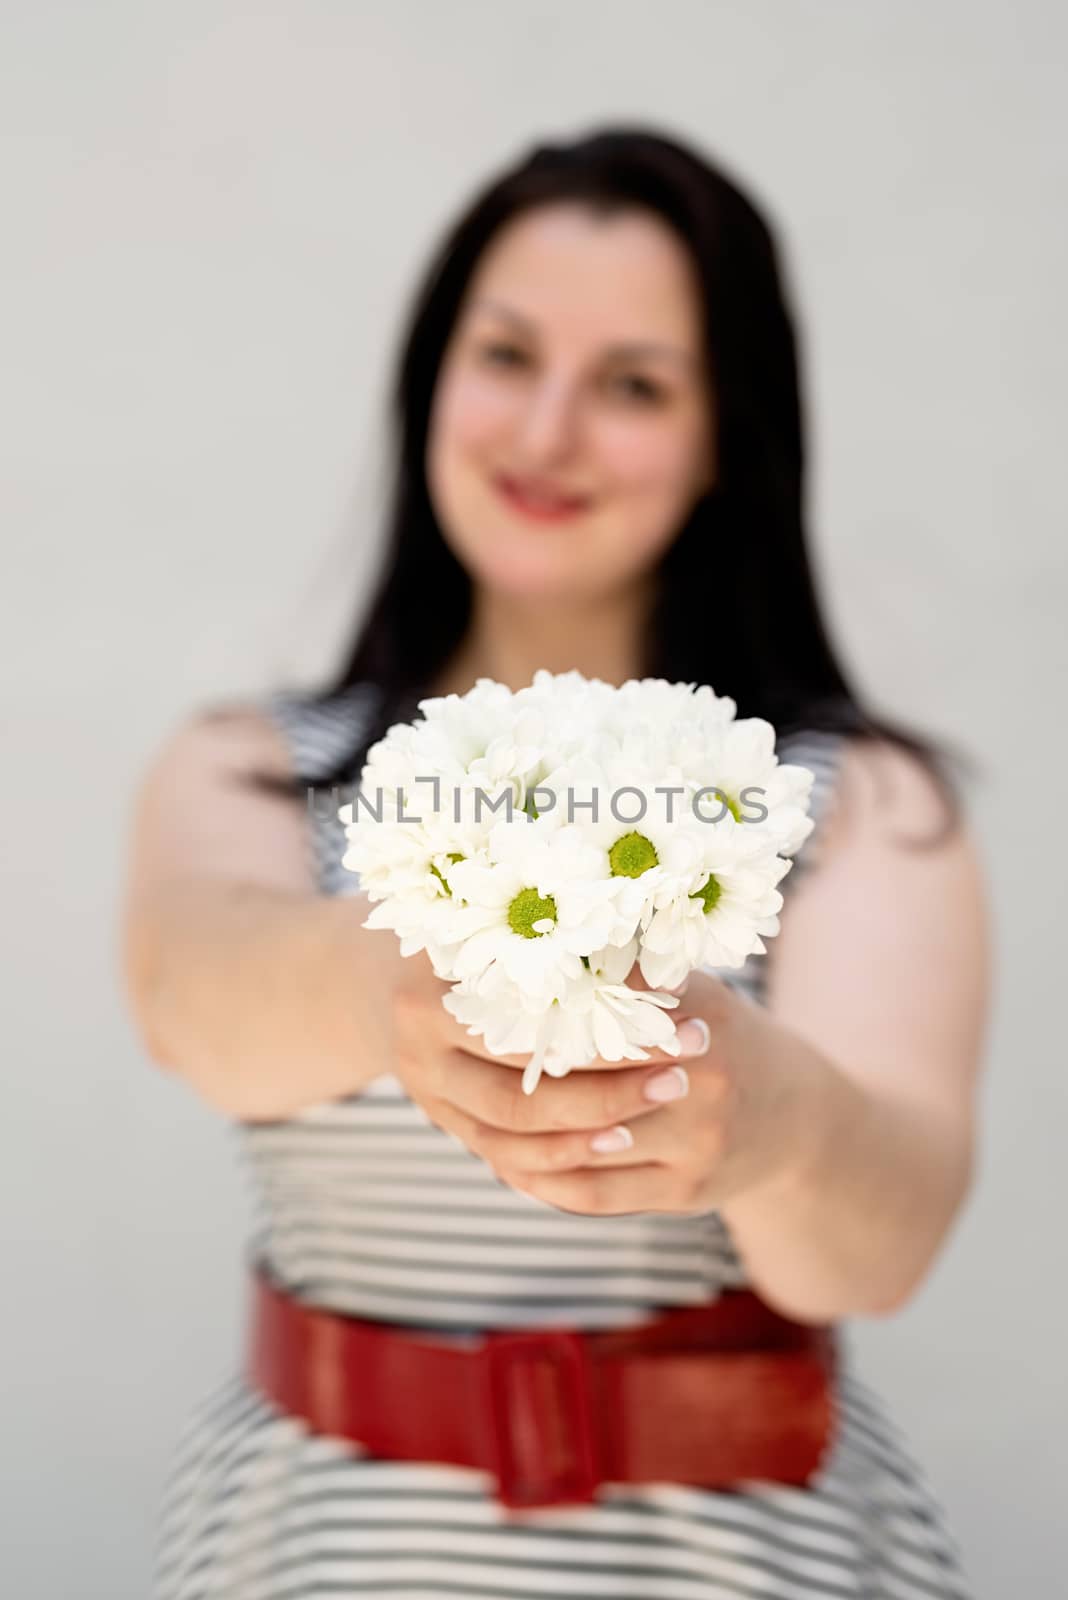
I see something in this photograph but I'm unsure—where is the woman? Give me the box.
[123,126,990,1598]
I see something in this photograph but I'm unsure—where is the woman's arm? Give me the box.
[718,737,993,1321]
[119,708,406,1121]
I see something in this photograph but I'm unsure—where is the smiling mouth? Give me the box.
[493,473,592,521]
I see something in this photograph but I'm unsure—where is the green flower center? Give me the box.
[689,873,723,914]
[507,886,558,938]
[608,831,659,878]
[522,791,540,820]
[696,786,742,822]
[429,852,465,896]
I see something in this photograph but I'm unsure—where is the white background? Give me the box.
[2,3,1065,1594]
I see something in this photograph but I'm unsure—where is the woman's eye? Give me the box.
[479,340,528,368]
[608,373,665,404]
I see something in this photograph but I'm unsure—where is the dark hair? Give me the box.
[233,123,978,840]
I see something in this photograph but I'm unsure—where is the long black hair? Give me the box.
[234,123,976,833]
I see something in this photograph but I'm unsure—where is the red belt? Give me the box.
[247,1256,838,1512]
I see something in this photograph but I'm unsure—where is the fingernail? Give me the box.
[675,1017,711,1057]
[589,1124,634,1153]
[643,1065,690,1103]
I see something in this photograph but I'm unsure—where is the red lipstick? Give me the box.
[493,473,591,522]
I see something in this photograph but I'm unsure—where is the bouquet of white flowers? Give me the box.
[339,672,816,1095]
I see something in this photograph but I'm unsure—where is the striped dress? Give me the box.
[153,683,974,1600]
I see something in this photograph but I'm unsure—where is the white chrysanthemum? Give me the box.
[342,683,592,895]
[340,768,476,884]
[439,822,645,1005]
[612,677,737,736]
[530,745,761,934]
[679,716,816,856]
[339,747,495,967]
[414,677,517,759]
[639,842,794,987]
[443,939,683,1094]
[341,816,482,971]
[341,687,524,835]
[359,869,475,973]
[414,700,549,802]
[514,668,619,730]
[331,672,816,1091]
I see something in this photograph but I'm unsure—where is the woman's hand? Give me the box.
[387,950,705,1169]
[389,956,822,1217]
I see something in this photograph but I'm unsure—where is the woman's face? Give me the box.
[425,202,715,604]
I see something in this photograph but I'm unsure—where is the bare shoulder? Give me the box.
[816,734,985,893]
[123,696,312,900]
[767,733,993,1102]
[142,698,296,787]
[795,732,991,952]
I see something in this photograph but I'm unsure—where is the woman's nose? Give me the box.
[514,377,581,463]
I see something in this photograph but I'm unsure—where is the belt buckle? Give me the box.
[483,1328,601,1510]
